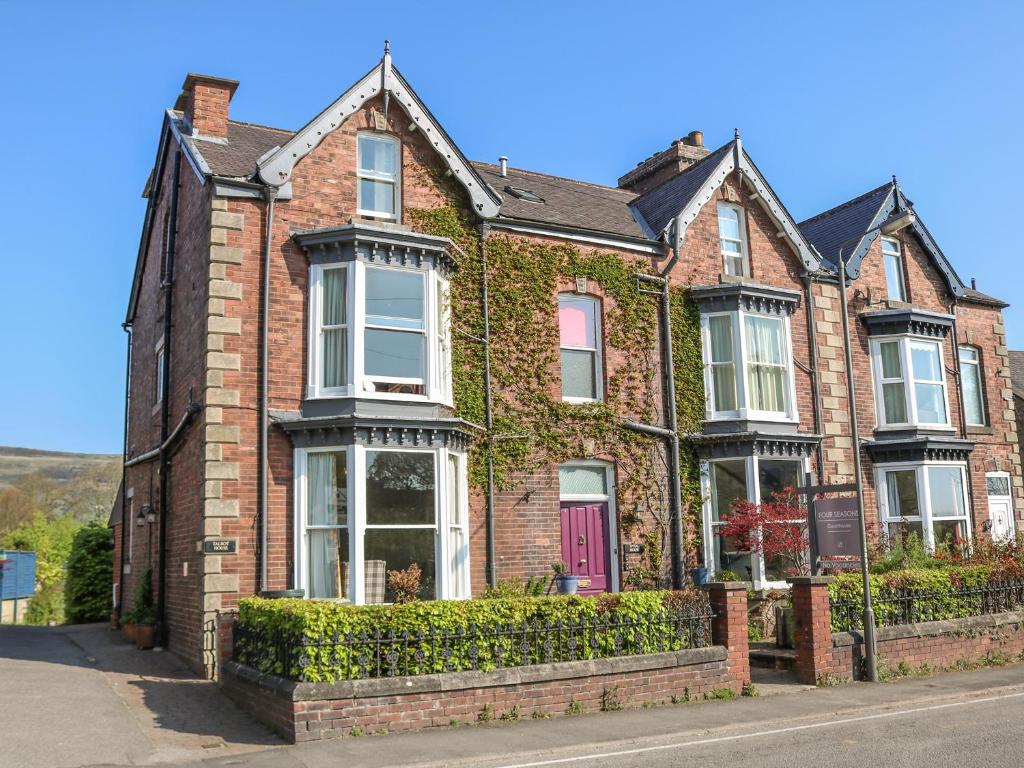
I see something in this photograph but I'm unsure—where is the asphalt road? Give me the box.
[189,665,1024,768]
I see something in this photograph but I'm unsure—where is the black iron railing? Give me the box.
[830,580,1024,633]
[233,606,715,682]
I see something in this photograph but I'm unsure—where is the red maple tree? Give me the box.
[717,487,810,577]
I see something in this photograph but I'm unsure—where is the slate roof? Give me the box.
[471,162,646,240]
[1010,351,1024,399]
[961,287,1009,308]
[631,143,732,235]
[193,119,294,178]
[799,182,892,268]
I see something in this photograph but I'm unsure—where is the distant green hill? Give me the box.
[0,447,121,534]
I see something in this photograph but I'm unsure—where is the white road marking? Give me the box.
[492,689,1024,768]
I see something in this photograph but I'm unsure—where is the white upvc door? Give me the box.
[986,472,1015,541]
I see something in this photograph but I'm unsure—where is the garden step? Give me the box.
[749,642,797,671]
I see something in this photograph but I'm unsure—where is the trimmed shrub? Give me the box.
[236,589,711,682]
[64,522,114,623]
[828,565,1006,631]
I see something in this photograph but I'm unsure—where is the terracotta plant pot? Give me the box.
[135,624,156,650]
[122,622,137,644]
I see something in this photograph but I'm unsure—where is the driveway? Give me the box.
[0,623,281,767]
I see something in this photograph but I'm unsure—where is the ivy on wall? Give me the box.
[409,197,707,585]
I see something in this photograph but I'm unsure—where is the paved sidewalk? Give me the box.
[177,662,1024,768]
[0,623,282,767]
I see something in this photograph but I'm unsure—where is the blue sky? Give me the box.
[1,0,1021,454]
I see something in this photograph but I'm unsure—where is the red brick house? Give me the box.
[113,48,1022,675]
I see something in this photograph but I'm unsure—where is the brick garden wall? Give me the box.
[222,646,733,742]
[221,582,749,742]
[791,577,1024,684]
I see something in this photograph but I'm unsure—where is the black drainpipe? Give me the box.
[949,300,977,536]
[155,150,182,644]
[479,222,497,588]
[117,322,133,618]
[258,186,278,594]
[803,273,826,479]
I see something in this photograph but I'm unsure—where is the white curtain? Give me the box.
[709,316,737,411]
[307,453,337,599]
[745,316,784,412]
[322,270,346,388]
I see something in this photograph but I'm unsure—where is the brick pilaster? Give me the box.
[789,575,834,684]
[701,581,749,691]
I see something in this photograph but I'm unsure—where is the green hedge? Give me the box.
[236,590,711,682]
[828,565,1012,631]
[64,523,114,623]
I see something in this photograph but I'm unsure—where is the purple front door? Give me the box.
[559,502,611,595]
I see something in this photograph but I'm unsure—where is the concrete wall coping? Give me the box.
[224,645,727,703]
[788,576,834,586]
[832,609,1024,648]
[700,581,750,591]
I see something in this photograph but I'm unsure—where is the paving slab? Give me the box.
[0,623,283,767]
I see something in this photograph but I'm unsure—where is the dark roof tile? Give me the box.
[1009,351,1024,399]
[631,143,732,235]
[799,183,892,268]
[194,120,293,178]
[472,162,646,240]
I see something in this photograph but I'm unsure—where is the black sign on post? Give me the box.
[814,497,863,557]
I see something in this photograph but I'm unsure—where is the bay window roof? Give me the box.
[293,222,457,273]
[860,308,953,339]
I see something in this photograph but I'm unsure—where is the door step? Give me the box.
[749,642,796,671]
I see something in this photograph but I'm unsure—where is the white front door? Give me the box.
[986,472,1015,541]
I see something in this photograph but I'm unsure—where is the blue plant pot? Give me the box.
[690,567,710,586]
[555,575,580,595]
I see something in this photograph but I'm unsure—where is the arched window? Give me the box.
[717,202,749,277]
[558,294,603,402]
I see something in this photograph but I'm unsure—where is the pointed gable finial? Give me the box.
[381,40,392,121]
[734,128,740,140]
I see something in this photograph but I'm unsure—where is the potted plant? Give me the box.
[121,612,137,644]
[130,567,157,650]
[551,561,579,595]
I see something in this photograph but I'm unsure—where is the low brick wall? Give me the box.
[829,611,1024,681]
[223,646,734,742]
[790,576,1024,683]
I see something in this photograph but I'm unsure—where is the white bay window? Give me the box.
[702,310,796,422]
[309,261,451,403]
[870,337,950,429]
[878,463,971,551]
[296,446,469,603]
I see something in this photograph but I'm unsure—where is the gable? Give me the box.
[632,138,821,271]
[257,51,500,218]
[800,182,967,297]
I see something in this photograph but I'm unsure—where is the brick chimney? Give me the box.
[174,73,239,138]
[618,130,711,195]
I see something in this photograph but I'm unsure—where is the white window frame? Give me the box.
[307,261,451,405]
[700,310,798,423]
[154,337,165,406]
[558,294,604,404]
[869,335,952,430]
[294,444,469,604]
[881,237,907,302]
[356,132,401,221]
[700,455,810,590]
[557,460,620,592]
[717,202,750,277]
[876,462,972,551]
[959,345,986,427]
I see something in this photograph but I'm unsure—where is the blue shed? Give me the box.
[0,551,37,600]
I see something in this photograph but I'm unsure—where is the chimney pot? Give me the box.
[971,277,977,290]
[686,130,704,147]
[499,156,508,177]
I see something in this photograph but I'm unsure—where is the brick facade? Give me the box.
[116,59,1022,677]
